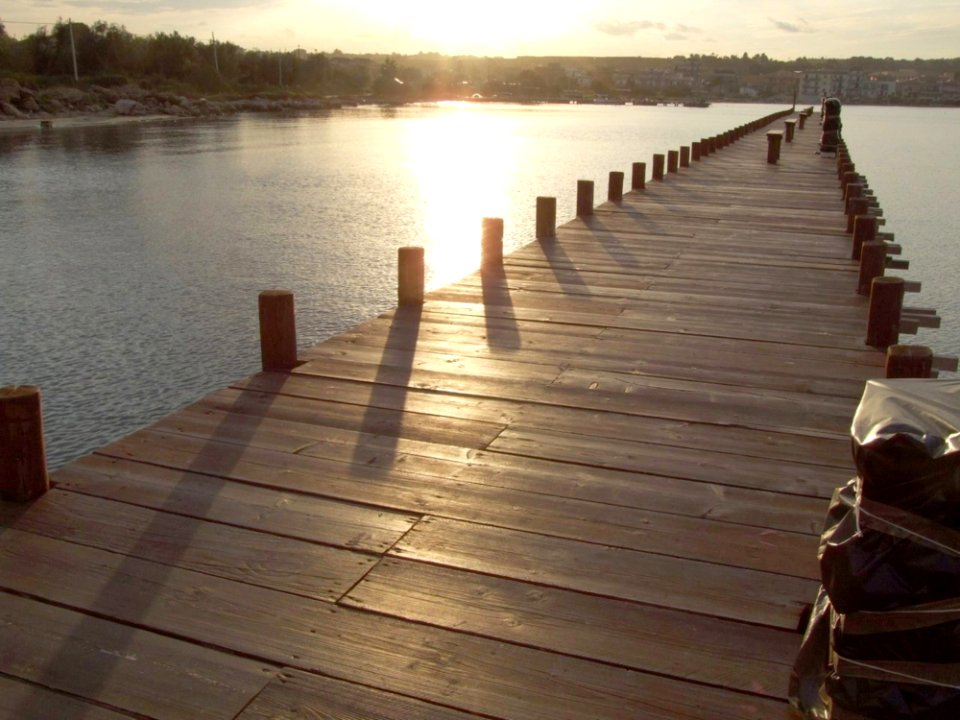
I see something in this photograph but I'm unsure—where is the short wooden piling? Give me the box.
[258,289,297,371]
[0,385,50,502]
[536,196,556,239]
[608,171,624,202]
[843,182,864,205]
[798,114,806,130]
[866,276,905,348]
[858,241,887,296]
[667,150,679,174]
[784,120,796,143]
[680,146,690,168]
[852,215,879,260]
[691,142,701,161]
[700,137,710,156]
[631,162,646,190]
[398,246,425,305]
[846,197,870,233]
[766,132,782,164]
[481,217,504,269]
[577,180,595,216]
[885,345,934,378]
[652,154,665,181]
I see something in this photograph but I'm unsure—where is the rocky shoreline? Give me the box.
[0,78,343,123]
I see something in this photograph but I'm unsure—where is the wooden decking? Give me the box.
[2,114,891,718]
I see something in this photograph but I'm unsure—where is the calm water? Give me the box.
[1,102,957,468]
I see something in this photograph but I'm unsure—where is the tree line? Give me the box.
[0,20,374,95]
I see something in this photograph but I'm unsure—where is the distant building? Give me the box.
[799,70,865,103]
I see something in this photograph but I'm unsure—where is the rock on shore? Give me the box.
[0,78,342,121]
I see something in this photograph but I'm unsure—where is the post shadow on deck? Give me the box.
[7,299,293,719]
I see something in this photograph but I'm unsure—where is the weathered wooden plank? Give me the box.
[0,676,139,720]
[237,670,482,720]
[115,420,827,536]
[78,436,818,574]
[48,456,418,565]
[391,516,820,629]
[488,425,848,499]
[3,484,397,596]
[344,557,800,699]
[0,530,792,720]
[0,590,276,720]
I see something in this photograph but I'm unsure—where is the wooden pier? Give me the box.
[1,110,951,719]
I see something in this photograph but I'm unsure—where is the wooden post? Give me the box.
[700,137,710,156]
[631,162,646,190]
[858,241,887,296]
[846,197,870,233]
[691,142,701,161]
[766,132,782,164]
[852,215,879,260]
[784,120,796,143]
[652,154,665,181]
[1,386,50,502]
[843,182,864,205]
[576,180,595,216]
[680,146,690,168]
[536,196,556,239]
[398,246,424,305]
[841,170,859,191]
[258,290,297,371]
[667,150,679,174]
[866,276,904,348]
[607,171,624,202]
[798,114,806,130]
[481,217,504,269]
[885,345,933,378]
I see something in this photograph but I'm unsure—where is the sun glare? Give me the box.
[403,104,519,289]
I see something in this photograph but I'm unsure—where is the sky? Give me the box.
[3,0,959,59]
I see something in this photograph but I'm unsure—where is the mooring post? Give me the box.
[858,241,887,296]
[631,162,646,190]
[798,114,807,130]
[536,196,556,239]
[679,146,690,168]
[667,150,679,174]
[576,180,595,216]
[0,386,50,503]
[652,154,665,181]
[784,120,796,143]
[852,215,879,260]
[885,345,933,378]
[398,246,425,305]
[481,217,504,269]
[866,276,904,348]
[846,197,870,233]
[843,182,864,205]
[766,132,782,164]
[691,142,701,161]
[258,289,297,371]
[700,137,710,156]
[607,171,624,202]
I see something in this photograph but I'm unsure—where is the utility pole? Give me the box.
[212,32,219,76]
[68,18,79,84]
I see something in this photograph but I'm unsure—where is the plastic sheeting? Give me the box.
[852,379,960,525]
[819,479,960,613]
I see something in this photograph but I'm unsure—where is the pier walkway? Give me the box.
[1,112,904,718]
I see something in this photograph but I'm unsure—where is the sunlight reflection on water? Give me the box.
[1,102,956,468]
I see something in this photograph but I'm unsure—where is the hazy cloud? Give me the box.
[769,18,812,33]
[665,33,687,41]
[595,20,666,36]
[55,0,270,14]
[675,24,702,34]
